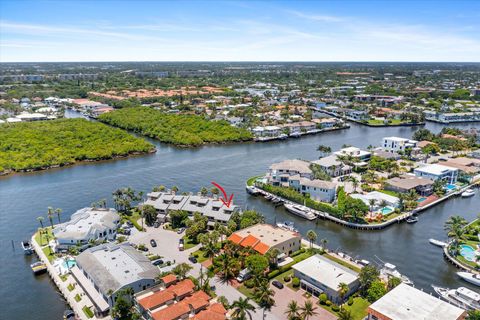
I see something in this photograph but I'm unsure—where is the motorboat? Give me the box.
[289,132,301,138]
[457,272,480,287]
[461,189,475,198]
[284,203,316,220]
[30,261,47,275]
[245,185,260,195]
[21,240,33,255]
[264,194,273,200]
[380,263,413,285]
[276,221,298,232]
[433,285,480,310]
[429,239,447,247]
[406,217,418,224]
[271,197,282,204]
[278,134,288,140]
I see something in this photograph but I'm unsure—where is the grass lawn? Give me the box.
[377,189,400,197]
[42,246,56,263]
[74,294,82,302]
[191,248,209,263]
[34,227,54,247]
[367,119,404,126]
[182,236,198,250]
[82,306,94,319]
[247,175,263,186]
[323,253,361,273]
[122,212,144,231]
[237,284,255,300]
[319,297,370,320]
[273,269,299,291]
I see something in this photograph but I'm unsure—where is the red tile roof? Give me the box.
[138,290,176,311]
[152,301,190,320]
[162,274,177,286]
[167,279,195,297]
[183,291,210,310]
[240,234,260,248]
[193,303,227,320]
[253,241,270,255]
[227,233,243,244]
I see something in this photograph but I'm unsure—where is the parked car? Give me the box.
[137,244,148,252]
[177,227,185,234]
[236,268,252,283]
[150,239,157,247]
[179,238,184,244]
[272,280,284,289]
[152,259,164,266]
[188,256,197,263]
[153,222,160,228]
[178,243,184,251]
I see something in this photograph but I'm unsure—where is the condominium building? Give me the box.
[382,136,418,153]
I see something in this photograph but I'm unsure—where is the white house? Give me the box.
[312,155,352,177]
[414,164,459,184]
[350,191,399,210]
[288,176,337,203]
[382,137,417,153]
[334,147,371,161]
[52,207,120,251]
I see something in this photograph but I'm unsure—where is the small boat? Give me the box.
[271,197,281,204]
[245,185,260,195]
[380,263,413,285]
[284,203,316,220]
[406,217,418,224]
[264,194,273,200]
[278,134,288,140]
[30,261,47,275]
[461,189,475,198]
[289,132,301,138]
[276,221,298,232]
[457,272,480,287]
[433,285,480,310]
[63,309,75,320]
[429,239,447,247]
[21,240,33,255]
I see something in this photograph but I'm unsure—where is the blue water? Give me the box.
[62,259,76,269]
[445,184,457,191]
[417,197,427,203]
[460,245,476,262]
[379,207,394,215]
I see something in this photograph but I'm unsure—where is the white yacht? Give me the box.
[433,285,480,310]
[461,189,475,198]
[245,185,260,195]
[276,221,298,232]
[283,203,316,220]
[457,272,480,287]
[380,263,413,285]
[429,238,447,247]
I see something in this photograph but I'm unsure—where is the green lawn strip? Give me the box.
[34,227,54,247]
[319,297,369,320]
[182,236,198,250]
[322,253,361,273]
[67,283,75,292]
[42,246,56,263]
[377,189,400,197]
[121,213,144,231]
[237,284,256,300]
[74,294,82,302]
[82,306,94,319]
[247,175,263,186]
[191,248,209,263]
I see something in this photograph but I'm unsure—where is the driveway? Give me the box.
[128,225,280,320]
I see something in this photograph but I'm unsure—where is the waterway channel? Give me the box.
[1,117,479,319]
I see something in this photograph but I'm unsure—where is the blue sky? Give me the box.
[1,0,479,62]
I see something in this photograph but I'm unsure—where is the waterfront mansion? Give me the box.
[52,207,120,252]
[267,159,337,203]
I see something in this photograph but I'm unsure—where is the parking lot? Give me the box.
[128,224,279,320]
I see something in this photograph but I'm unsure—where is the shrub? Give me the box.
[283,275,291,282]
[245,279,255,289]
[326,300,332,306]
[292,277,300,288]
[348,297,354,306]
[331,304,340,312]
[268,269,281,279]
[319,293,328,305]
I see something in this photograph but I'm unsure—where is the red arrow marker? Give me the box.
[211,181,234,208]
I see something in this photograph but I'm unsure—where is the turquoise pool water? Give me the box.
[379,207,394,215]
[62,259,76,269]
[460,245,476,262]
[417,197,427,203]
[445,184,457,191]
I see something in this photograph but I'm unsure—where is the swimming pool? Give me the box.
[460,245,476,262]
[62,258,76,269]
[378,206,394,215]
[445,184,457,191]
[416,197,427,203]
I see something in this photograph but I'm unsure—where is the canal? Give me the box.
[0,119,479,319]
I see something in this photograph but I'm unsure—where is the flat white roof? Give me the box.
[415,164,458,175]
[292,254,358,291]
[369,283,465,320]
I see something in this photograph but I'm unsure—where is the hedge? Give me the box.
[292,277,300,288]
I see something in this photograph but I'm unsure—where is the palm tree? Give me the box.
[37,216,45,230]
[55,208,62,224]
[254,280,275,318]
[47,207,55,228]
[317,145,332,157]
[368,198,376,212]
[444,215,468,247]
[200,187,208,196]
[284,300,300,320]
[300,300,318,320]
[349,176,359,192]
[171,185,179,193]
[211,187,219,196]
[215,253,238,283]
[320,238,328,251]
[306,230,317,248]
[379,200,388,210]
[337,308,353,320]
[231,297,255,320]
[337,282,349,304]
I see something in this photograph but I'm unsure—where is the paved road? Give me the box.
[128,225,280,320]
